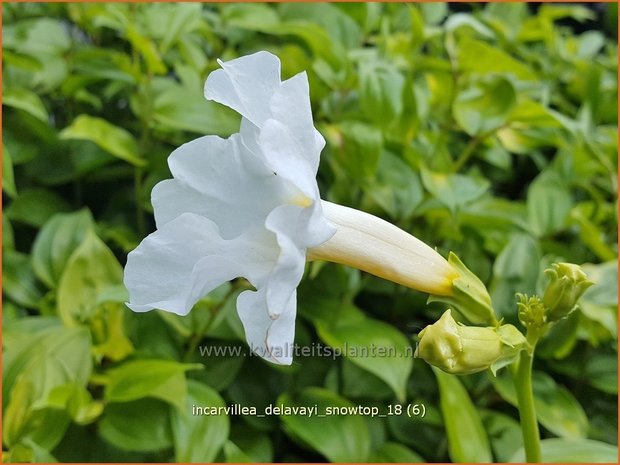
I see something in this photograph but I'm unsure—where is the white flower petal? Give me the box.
[153,134,284,239]
[204,51,281,127]
[269,72,321,174]
[237,287,297,365]
[264,205,307,319]
[124,213,274,315]
[258,118,317,198]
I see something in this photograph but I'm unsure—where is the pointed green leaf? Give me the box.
[171,380,229,462]
[434,368,492,462]
[59,115,145,166]
[278,387,371,462]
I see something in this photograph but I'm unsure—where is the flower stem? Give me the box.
[513,344,541,462]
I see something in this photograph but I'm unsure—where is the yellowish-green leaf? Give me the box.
[59,115,145,166]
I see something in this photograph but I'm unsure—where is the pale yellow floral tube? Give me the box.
[307,201,458,296]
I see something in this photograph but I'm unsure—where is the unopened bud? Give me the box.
[517,294,547,330]
[542,263,594,322]
[415,309,527,375]
[428,253,498,326]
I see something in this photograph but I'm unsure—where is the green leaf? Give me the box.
[99,398,173,452]
[44,382,104,425]
[434,368,492,463]
[481,410,523,463]
[229,425,273,462]
[32,209,95,289]
[2,251,44,309]
[224,441,253,463]
[3,325,92,403]
[316,307,412,402]
[125,24,166,75]
[57,230,123,324]
[492,370,589,438]
[421,169,490,214]
[59,115,145,166]
[3,324,91,449]
[105,359,201,411]
[527,173,573,237]
[278,387,371,462]
[280,3,363,49]
[369,442,424,463]
[4,18,71,55]
[151,78,240,135]
[453,77,516,136]
[91,303,135,362]
[510,438,618,463]
[458,37,536,80]
[171,380,229,462]
[363,151,424,219]
[359,62,405,125]
[326,122,383,181]
[6,188,71,228]
[2,144,17,198]
[149,3,203,54]
[3,215,15,250]
[3,87,49,122]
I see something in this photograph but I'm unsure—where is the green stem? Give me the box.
[513,346,541,462]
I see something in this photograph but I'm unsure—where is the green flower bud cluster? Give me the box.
[516,263,594,340]
[415,309,527,376]
[542,263,594,322]
[517,294,546,328]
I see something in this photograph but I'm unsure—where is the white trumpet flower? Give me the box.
[124,51,456,365]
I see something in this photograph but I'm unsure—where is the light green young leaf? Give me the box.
[453,77,516,136]
[279,387,371,462]
[125,24,167,75]
[434,368,492,463]
[3,87,49,122]
[105,359,202,411]
[32,209,95,289]
[59,115,145,166]
[6,326,92,395]
[458,38,536,80]
[57,229,123,325]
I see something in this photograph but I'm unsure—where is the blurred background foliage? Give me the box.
[2,2,618,463]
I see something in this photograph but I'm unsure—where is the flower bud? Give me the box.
[517,294,547,330]
[428,253,498,326]
[542,263,594,322]
[415,309,527,375]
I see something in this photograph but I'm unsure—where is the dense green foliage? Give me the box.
[2,2,618,463]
